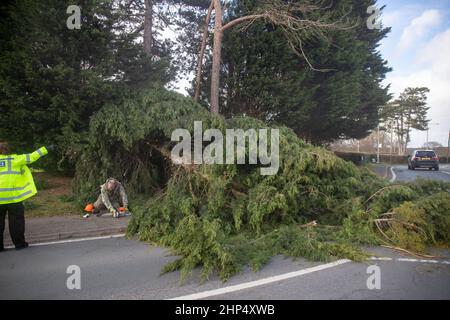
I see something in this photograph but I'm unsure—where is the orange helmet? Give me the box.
[84,203,94,212]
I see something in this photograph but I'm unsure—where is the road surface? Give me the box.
[391,164,450,183]
[1,237,449,300]
[2,165,449,300]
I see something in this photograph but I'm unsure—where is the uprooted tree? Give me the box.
[72,88,450,283]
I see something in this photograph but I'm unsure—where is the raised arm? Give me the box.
[14,146,48,166]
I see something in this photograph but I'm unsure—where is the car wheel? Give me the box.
[435,167,439,171]
[429,167,433,171]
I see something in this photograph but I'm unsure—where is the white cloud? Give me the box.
[397,9,442,53]
[418,28,450,81]
[382,10,403,28]
[385,27,450,147]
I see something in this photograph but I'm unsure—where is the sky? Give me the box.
[378,0,450,147]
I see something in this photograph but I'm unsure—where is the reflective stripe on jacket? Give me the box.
[0,146,48,204]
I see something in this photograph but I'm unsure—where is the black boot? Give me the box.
[15,242,29,250]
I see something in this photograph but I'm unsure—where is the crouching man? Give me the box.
[93,178,129,218]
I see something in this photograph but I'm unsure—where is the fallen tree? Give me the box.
[72,88,450,283]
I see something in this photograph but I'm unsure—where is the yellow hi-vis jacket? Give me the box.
[0,146,48,205]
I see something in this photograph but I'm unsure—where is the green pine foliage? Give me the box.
[411,192,450,247]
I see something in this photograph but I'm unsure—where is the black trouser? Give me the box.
[0,202,26,250]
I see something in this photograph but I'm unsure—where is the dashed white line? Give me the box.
[369,256,450,265]
[168,259,351,300]
[440,171,450,176]
[369,257,393,261]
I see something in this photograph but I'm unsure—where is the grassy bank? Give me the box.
[23,172,79,218]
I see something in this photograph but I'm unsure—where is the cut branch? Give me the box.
[381,245,437,259]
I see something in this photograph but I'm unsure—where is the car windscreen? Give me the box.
[415,151,436,157]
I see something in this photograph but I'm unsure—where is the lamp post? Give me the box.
[447,130,450,164]
[426,122,439,149]
[377,124,380,163]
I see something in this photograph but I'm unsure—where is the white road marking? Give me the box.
[171,256,450,300]
[4,233,126,249]
[369,257,393,261]
[396,258,450,264]
[390,166,396,183]
[369,257,450,265]
[440,171,450,176]
[169,259,351,300]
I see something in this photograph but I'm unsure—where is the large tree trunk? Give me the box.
[144,0,153,55]
[194,1,214,102]
[210,0,223,113]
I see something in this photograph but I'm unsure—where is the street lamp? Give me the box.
[426,122,439,149]
[377,124,380,163]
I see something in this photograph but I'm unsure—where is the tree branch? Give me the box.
[220,14,269,32]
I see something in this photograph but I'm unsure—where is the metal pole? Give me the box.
[390,124,393,165]
[377,124,380,163]
[426,122,439,150]
[447,130,450,164]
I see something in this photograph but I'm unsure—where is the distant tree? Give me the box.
[423,141,443,149]
[380,87,430,155]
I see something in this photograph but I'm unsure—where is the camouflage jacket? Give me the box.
[100,178,128,212]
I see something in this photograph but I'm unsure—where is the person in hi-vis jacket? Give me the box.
[0,142,49,251]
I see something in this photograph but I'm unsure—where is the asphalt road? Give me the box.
[1,237,449,300]
[391,164,450,183]
[1,164,449,301]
